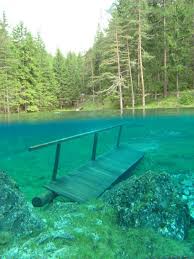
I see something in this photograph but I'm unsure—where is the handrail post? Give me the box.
[116,125,122,148]
[52,143,61,181]
[91,132,98,160]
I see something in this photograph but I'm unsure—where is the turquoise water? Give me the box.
[0,108,194,200]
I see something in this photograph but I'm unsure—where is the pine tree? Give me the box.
[12,23,40,111]
[35,34,57,109]
[0,14,18,113]
[97,11,125,113]
[53,49,66,108]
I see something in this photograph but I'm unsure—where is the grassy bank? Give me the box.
[1,91,194,121]
[80,91,194,111]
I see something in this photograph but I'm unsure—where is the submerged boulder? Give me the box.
[172,173,194,221]
[0,171,44,235]
[102,171,190,240]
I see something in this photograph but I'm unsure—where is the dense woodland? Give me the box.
[0,0,193,113]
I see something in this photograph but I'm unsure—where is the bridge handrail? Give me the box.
[28,122,128,152]
[28,122,130,181]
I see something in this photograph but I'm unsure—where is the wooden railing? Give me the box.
[28,122,128,181]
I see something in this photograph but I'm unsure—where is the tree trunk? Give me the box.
[138,3,145,108]
[163,0,168,97]
[115,29,123,115]
[17,105,20,113]
[90,59,95,103]
[5,73,10,114]
[137,58,140,91]
[126,39,135,108]
[3,91,6,114]
[176,71,179,98]
[6,87,10,114]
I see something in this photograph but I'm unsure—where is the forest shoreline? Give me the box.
[1,104,194,117]
[1,89,194,117]
[0,0,193,115]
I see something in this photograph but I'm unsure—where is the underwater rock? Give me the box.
[102,171,190,240]
[0,171,44,235]
[172,173,194,222]
[0,231,12,246]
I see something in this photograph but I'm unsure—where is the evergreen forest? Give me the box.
[0,0,193,113]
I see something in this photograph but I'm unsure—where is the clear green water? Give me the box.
[0,108,194,201]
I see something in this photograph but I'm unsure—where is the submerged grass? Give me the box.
[9,199,191,259]
[0,192,193,258]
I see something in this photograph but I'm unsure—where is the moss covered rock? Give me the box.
[0,231,12,246]
[102,171,190,240]
[0,171,44,235]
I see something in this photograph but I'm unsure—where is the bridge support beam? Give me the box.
[91,132,98,160]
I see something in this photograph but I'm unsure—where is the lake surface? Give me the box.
[0,108,194,200]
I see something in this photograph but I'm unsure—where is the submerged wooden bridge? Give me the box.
[29,123,144,207]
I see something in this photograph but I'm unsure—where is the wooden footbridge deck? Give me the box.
[29,123,144,206]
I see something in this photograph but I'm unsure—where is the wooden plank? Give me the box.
[46,184,85,202]
[46,180,98,201]
[45,147,143,201]
[49,174,108,197]
[46,179,86,199]
[45,144,144,202]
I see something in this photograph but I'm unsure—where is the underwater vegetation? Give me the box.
[0,170,193,258]
[102,171,190,240]
[0,171,44,235]
[0,112,194,258]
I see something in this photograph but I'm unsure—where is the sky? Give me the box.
[0,0,113,55]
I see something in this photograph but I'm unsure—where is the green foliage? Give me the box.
[0,0,193,113]
[104,95,120,109]
[26,105,39,113]
[81,99,102,111]
[0,17,84,113]
[82,0,193,109]
[178,92,194,105]
[53,50,84,108]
